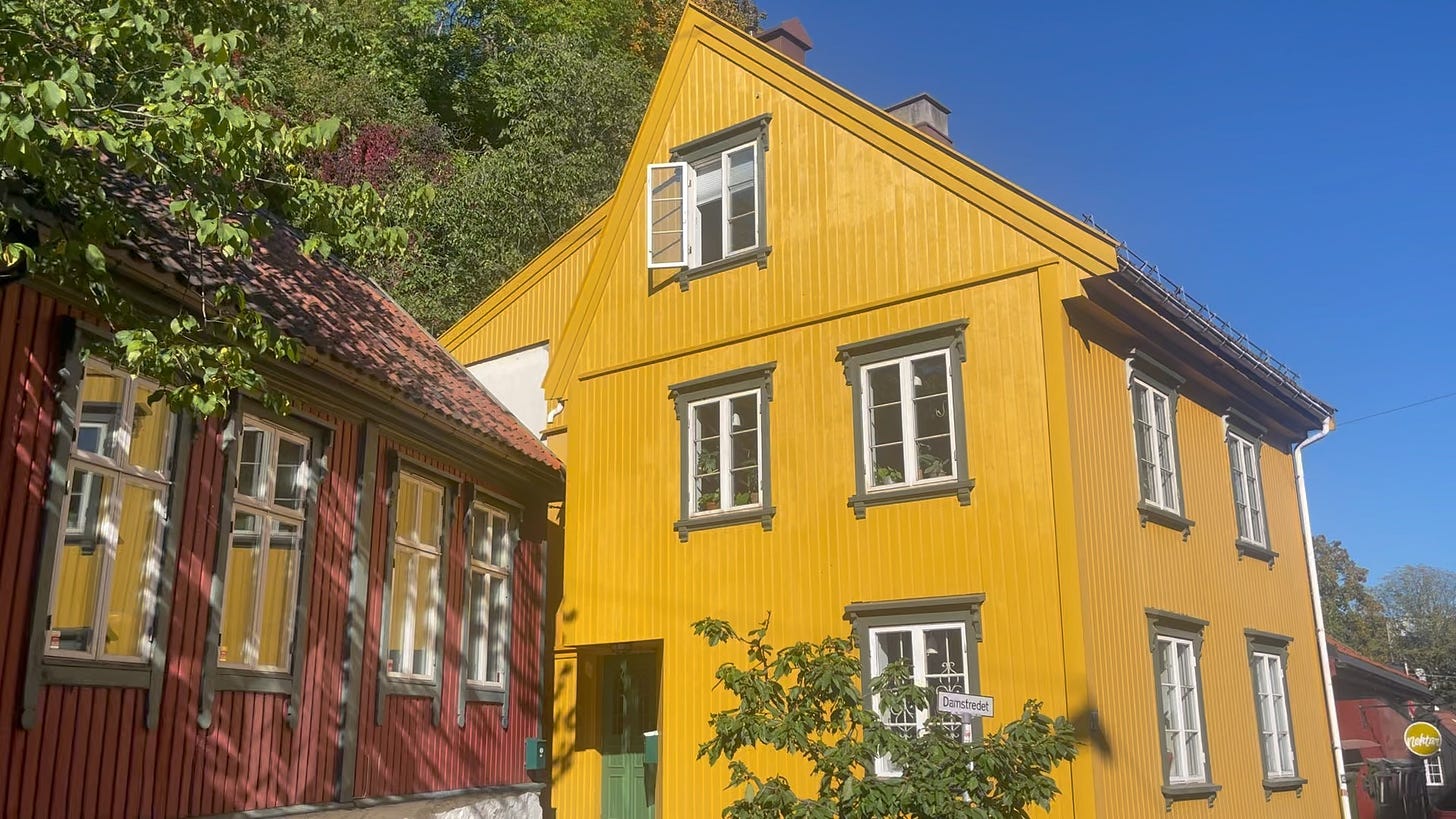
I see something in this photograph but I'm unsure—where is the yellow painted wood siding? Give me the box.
[551,272,1093,816]
[1063,315,1340,817]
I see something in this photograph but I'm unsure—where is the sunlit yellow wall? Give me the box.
[1062,308,1340,817]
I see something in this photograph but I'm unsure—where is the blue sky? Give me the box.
[758,0,1456,582]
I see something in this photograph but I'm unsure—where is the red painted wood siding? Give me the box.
[0,284,544,819]
[352,439,543,798]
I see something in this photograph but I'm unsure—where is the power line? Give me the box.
[1340,390,1456,427]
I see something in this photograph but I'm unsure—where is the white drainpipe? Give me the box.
[1294,417,1349,819]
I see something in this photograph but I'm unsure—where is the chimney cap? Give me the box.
[884,92,952,146]
[885,92,951,117]
[759,18,814,50]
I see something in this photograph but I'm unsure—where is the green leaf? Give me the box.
[38,80,63,110]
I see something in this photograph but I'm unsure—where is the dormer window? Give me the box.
[647,115,771,286]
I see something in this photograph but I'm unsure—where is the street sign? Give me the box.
[937,691,994,719]
[1405,722,1442,758]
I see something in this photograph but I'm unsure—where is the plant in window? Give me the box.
[874,465,904,486]
[692,616,1078,818]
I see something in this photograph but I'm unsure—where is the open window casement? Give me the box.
[647,162,690,268]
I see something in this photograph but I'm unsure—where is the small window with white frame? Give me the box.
[218,417,312,672]
[647,115,770,282]
[45,359,177,663]
[464,499,514,692]
[1252,651,1297,779]
[1128,352,1191,535]
[844,595,984,778]
[838,321,972,518]
[1147,610,1217,803]
[1427,753,1445,788]
[669,364,775,539]
[385,471,446,680]
[1226,418,1270,554]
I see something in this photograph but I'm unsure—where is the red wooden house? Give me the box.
[0,178,562,818]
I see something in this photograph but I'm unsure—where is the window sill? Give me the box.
[1137,502,1194,540]
[214,667,293,694]
[464,685,508,705]
[381,679,438,699]
[1162,781,1220,809]
[40,656,150,689]
[850,478,973,519]
[676,245,772,290]
[675,505,776,541]
[1263,776,1306,798]
[1236,539,1278,565]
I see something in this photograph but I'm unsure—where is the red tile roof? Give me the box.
[105,175,561,471]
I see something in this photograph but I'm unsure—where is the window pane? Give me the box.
[648,164,686,266]
[922,627,965,694]
[871,629,916,740]
[50,469,114,655]
[491,513,511,567]
[274,436,308,510]
[410,551,438,676]
[220,511,262,666]
[237,427,269,501]
[467,570,488,682]
[386,551,412,674]
[694,156,724,264]
[417,482,443,549]
[104,482,162,659]
[1153,394,1177,506]
[78,370,125,459]
[726,147,756,253]
[693,402,722,512]
[396,479,419,543]
[256,519,300,670]
[129,395,174,474]
[729,394,760,508]
[867,363,905,485]
[1132,385,1157,503]
[486,574,508,685]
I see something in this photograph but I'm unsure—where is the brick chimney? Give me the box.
[885,93,952,147]
[757,18,813,65]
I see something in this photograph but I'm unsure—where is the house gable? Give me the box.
[540,3,1119,401]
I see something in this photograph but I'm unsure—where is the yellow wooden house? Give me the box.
[442,7,1343,817]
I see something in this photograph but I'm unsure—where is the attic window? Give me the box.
[647,115,771,287]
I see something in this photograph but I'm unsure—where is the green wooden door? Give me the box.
[601,653,658,819]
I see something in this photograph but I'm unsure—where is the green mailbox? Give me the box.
[525,737,548,772]
[643,730,660,765]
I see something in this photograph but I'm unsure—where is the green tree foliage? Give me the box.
[247,0,763,334]
[692,616,1078,818]
[1375,565,1456,699]
[1314,535,1391,662]
[1,0,411,415]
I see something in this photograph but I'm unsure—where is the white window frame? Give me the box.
[1228,430,1266,548]
[687,388,765,517]
[386,472,444,682]
[646,162,691,269]
[687,141,759,268]
[1131,376,1181,514]
[45,359,175,664]
[1252,651,1297,778]
[464,500,514,690]
[1157,635,1208,785]
[860,350,959,492]
[1428,753,1445,788]
[867,621,972,777]
[218,417,311,673]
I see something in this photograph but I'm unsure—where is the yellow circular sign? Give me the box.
[1405,722,1442,758]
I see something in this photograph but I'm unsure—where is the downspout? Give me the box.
[1294,417,1349,819]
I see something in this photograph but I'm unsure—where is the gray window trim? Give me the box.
[669,363,776,541]
[22,320,193,731]
[669,114,772,290]
[375,451,453,727]
[1244,629,1306,798]
[844,594,985,738]
[458,484,522,727]
[838,320,974,519]
[1127,349,1194,540]
[1225,413,1276,564]
[199,398,333,729]
[1145,608,1220,808]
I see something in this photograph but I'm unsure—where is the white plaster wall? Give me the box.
[466,343,550,437]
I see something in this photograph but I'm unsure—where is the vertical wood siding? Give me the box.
[0,284,543,818]
[1064,310,1340,817]
[352,438,543,799]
